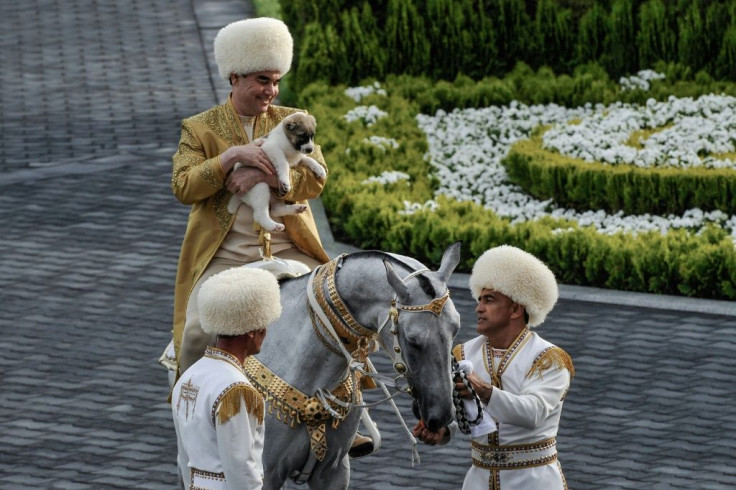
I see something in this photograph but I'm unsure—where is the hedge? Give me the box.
[504,134,736,216]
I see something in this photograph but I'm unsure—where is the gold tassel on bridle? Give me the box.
[216,384,265,425]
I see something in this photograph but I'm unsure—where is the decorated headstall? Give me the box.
[381,267,451,377]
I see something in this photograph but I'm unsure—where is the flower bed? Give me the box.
[299,78,736,299]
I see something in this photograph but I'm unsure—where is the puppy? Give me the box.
[227,112,326,232]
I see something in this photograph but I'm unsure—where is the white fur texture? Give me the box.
[228,113,326,232]
[214,17,293,80]
[469,245,558,327]
[198,267,282,336]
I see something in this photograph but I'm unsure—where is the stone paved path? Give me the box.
[1,1,735,489]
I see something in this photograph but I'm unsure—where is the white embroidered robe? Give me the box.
[172,347,265,490]
[454,329,574,490]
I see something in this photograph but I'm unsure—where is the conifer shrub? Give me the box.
[504,134,736,215]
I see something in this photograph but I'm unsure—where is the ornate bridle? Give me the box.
[306,254,452,465]
[308,254,451,382]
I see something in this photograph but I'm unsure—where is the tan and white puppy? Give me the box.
[227,113,326,232]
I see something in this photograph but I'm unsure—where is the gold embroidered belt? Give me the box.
[190,468,226,490]
[471,438,557,470]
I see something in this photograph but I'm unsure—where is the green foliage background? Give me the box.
[279,0,736,95]
[253,0,736,299]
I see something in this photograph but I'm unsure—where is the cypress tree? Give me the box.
[678,3,707,73]
[385,0,430,76]
[463,0,499,78]
[339,4,385,85]
[294,23,345,91]
[577,2,611,65]
[493,0,533,73]
[636,0,677,68]
[535,0,575,73]
[426,0,464,80]
[606,0,637,77]
[704,2,731,75]
[716,21,736,80]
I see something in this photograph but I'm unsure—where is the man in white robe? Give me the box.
[172,267,281,490]
[413,245,575,490]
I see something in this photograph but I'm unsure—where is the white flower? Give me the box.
[542,94,736,169]
[363,135,400,150]
[399,200,439,215]
[344,82,388,102]
[362,171,410,185]
[344,105,388,126]
[416,95,736,241]
[620,70,666,91]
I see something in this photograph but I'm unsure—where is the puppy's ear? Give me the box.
[308,114,316,127]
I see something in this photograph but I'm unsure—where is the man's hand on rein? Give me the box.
[455,371,493,405]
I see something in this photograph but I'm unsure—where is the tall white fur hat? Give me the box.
[198,267,282,336]
[214,17,293,81]
[469,245,558,327]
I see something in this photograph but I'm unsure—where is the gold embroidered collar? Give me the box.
[204,346,244,372]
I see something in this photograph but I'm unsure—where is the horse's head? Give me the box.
[381,242,462,433]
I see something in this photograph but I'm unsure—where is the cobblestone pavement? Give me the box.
[1,1,735,489]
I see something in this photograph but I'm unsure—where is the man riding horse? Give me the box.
[167,16,374,458]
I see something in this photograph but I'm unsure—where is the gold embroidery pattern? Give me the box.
[172,124,205,193]
[472,438,558,470]
[194,103,242,146]
[214,383,265,426]
[177,378,199,421]
[190,468,225,489]
[212,191,233,231]
[482,328,531,389]
[199,159,220,189]
[204,346,243,371]
[527,346,575,380]
[527,346,575,400]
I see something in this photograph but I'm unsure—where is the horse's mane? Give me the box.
[346,250,437,298]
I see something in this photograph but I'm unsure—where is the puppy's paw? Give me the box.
[295,204,307,214]
[312,167,327,180]
[270,223,286,232]
[278,181,291,197]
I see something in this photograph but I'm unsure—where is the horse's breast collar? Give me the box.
[243,356,359,461]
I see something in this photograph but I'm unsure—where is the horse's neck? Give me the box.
[258,275,360,393]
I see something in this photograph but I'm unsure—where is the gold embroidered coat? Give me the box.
[170,99,330,360]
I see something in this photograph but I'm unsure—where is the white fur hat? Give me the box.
[469,245,558,327]
[214,17,293,81]
[198,267,282,336]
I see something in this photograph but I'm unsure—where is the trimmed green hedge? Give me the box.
[504,134,736,215]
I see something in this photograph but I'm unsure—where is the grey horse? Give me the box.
[249,242,462,489]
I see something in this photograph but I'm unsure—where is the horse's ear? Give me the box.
[384,259,410,301]
[436,241,462,283]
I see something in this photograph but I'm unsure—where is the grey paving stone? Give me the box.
[1,1,735,489]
